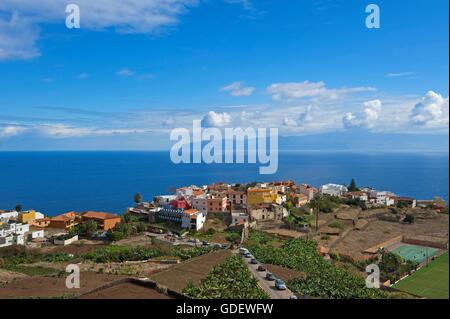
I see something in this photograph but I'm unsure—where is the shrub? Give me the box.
[404,214,415,224]
[106,231,125,242]
[225,232,241,243]
[171,246,219,261]
[328,221,344,229]
[83,246,163,263]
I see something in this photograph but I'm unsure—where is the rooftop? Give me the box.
[82,211,120,220]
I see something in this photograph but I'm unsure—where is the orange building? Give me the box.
[81,211,121,231]
[30,217,51,228]
[207,196,228,213]
[49,212,80,230]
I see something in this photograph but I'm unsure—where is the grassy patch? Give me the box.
[393,253,449,299]
[5,265,59,276]
[328,221,344,229]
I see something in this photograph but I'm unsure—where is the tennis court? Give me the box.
[393,253,448,299]
[391,244,439,263]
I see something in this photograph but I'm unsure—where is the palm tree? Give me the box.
[133,192,142,204]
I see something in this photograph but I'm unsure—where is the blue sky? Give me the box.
[0,0,448,150]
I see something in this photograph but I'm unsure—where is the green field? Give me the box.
[393,252,449,299]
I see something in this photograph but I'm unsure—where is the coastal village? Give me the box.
[0,179,448,299]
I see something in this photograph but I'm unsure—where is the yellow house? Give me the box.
[247,188,278,206]
[19,210,37,223]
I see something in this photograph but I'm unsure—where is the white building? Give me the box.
[0,210,19,221]
[369,190,395,206]
[0,222,30,237]
[154,195,177,206]
[230,211,250,227]
[176,185,202,198]
[0,236,13,247]
[0,222,29,247]
[181,209,206,231]
[320,184,348,197]
[29,230,45,240]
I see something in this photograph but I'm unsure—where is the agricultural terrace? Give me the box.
[183,255,269,299]
[393,253,449,299]
[246,232,389,299]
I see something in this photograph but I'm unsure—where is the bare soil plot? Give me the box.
[0,269,27,286]
[80,282,173,299]
[334,214,448,259]
[335,207,361,220]
[79,260,173,277]
[0,271,124,299]
[264,228,306,239]
[150,250,232,293]
[114,233,155,247]
[40,240,109,255]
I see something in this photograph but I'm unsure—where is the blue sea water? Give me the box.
[0,151,448,216]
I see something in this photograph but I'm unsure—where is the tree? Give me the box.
[136,222,147,233]
[348,178,359,192]
[83,220,99,237]
[15,204,23,212]
[107,230,125,242]
[404,214,415,224]
[123,212,139,223]
[133,192,142,204]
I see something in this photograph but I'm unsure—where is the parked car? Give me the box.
[290,295,298,299]
[244,252,252,258]
[250,258,258,264]
[202,241,209,246]
[275,279,287,290]
[257,265,266,272]
[265,272,275,281]
[239,248,249,255]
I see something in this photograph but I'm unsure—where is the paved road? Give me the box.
[238,252,294,299]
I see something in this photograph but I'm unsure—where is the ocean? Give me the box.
[0,151,448,215]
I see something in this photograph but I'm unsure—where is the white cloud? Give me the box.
[37,124,94,138]
[298,105,315,123]
[410,91,449,127]
[283,117,297,127]
[0,125,27,138]
[267,81,376,101]
[223,0,253,10]
[117,68,134,76]
[385,72,415,78]
[162,117,175,127]
[76,73,89,80]
[221,81,255,97]
[201,111,232,127]
[0,0,198,61]
[343,99,382,129]
[283,105,315,127]
[0,12,40,60]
